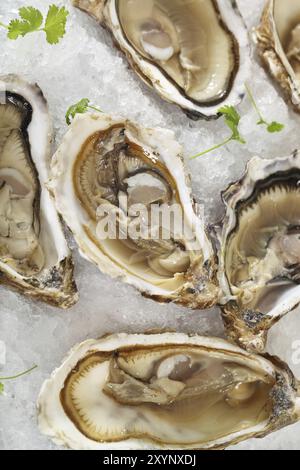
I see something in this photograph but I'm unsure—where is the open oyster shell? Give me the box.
[217,151,300,352]
[49,113,219,309]
[73,0,251,120]
[255,0,300,113]
[38,332,300,450]
[0,75,78,308]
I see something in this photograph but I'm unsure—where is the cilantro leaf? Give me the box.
[219,105,245,143]
[0,382,4,395]
[245,83,285,135]
[3,5,69,44]
[219,105,241,129]
[44,5,69,45]
[190,105,246,160]
[267,121,285,133]
[66,98,91,125]
[7,20,29,40]
[19,6,43,30]
[66,98,103,125]
[8,7,43,39]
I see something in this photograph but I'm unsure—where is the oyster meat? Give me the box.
[38,332,300,450]
[217,151,300,351]
[0,75,78,308]
[49,113,219,309]
[255,0,300,113]
[73,0,251,120]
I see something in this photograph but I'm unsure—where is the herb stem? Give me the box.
[245,82,266,125]
[0,21,8,29]
[0,365,37,381]
[245,82,284,133]
[88,105,103,113]
[190,136,232,160]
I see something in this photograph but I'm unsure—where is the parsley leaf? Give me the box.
[66,98,103,125]
[0,383,4,395]
[3,5,69,44]
[190,105,245,160]
[44,5,69,45]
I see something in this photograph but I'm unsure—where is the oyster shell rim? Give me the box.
[0,74,78,309]
[215,150,300,352]
[72,0,251,120]
[255,0,300,113]
[49,112,220,310]
[37,332,300,450]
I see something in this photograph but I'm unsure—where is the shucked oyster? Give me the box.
[49,113,219,309]
[255,0,300,113]
[0,75,77,308]
[73,0,250,120]
[217,152,300,352]
[38,332,300,450]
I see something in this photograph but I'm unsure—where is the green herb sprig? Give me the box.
[0,5,69,44]
[0,364,37,395]
[190,84,285,160]
[190,106,245,160]
[66,98,103,125]
[245,83,284,133]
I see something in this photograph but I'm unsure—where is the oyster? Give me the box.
[49,113,219,309]
[217,151,300,352]
[0,75,78,308]
[255,0,300,113]
[73,0,251,120]
[38,332,300,450]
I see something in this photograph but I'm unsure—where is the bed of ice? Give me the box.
[0,0,300,451]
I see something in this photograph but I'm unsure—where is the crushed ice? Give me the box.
[0,0,299,450]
